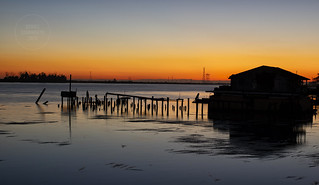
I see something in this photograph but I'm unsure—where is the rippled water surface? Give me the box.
[0,83,319,185]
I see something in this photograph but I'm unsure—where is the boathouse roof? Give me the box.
[229,65,309,80]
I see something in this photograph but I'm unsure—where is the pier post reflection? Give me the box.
[60,105,76,143]
[68,107,72,142]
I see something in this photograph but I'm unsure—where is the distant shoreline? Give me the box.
[0,80,229,86]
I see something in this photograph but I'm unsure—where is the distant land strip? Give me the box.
[0,79,229,85]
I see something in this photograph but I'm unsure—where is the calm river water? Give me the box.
[0,83,319,185]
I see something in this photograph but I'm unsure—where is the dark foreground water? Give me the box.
[0,83,319,185]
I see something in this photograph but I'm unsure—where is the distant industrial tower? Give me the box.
[202,67,211,82]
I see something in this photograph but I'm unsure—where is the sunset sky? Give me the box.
[1,0,319,80]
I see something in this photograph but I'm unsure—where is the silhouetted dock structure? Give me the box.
[61,89,209,119]
[60,75,77,109]
[207,66,314,119]
[192,93,210,118]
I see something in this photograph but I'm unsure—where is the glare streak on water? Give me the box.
[0,83,319,185]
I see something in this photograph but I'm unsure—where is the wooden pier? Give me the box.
[61,90,208,119]
[103,92,172,116]
[57,73,209,119]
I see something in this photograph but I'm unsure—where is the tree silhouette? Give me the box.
[2,72,66,82]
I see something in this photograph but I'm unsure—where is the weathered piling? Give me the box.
[121,99,123,114]
[161,100,164,116]
[104,94,107,111]
[116,95,120,113]
[156,100,158,115]
[167,97,170,116]
[133,97,136,111]
[111,98,113,113]
[35,88,46,104]
[181,99,184,117]
[196,102,198,119]
[86,91,89,104]
[201,102,204,118]
[176,100,179,117]
[144,99,147,115]
[187,98,190,117]
[151,96,154,115]
[106,94,108,111]
[126,99,129,114]
[76,97,79,106]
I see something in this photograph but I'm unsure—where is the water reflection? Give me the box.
[170,113,313,159]
[60,106,77,143]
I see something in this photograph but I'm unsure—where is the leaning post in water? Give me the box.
[35,88,46,104]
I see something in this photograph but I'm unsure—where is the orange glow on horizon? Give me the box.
[1,1,319,81]
[1,25,318,81]
[1,47,318,81]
